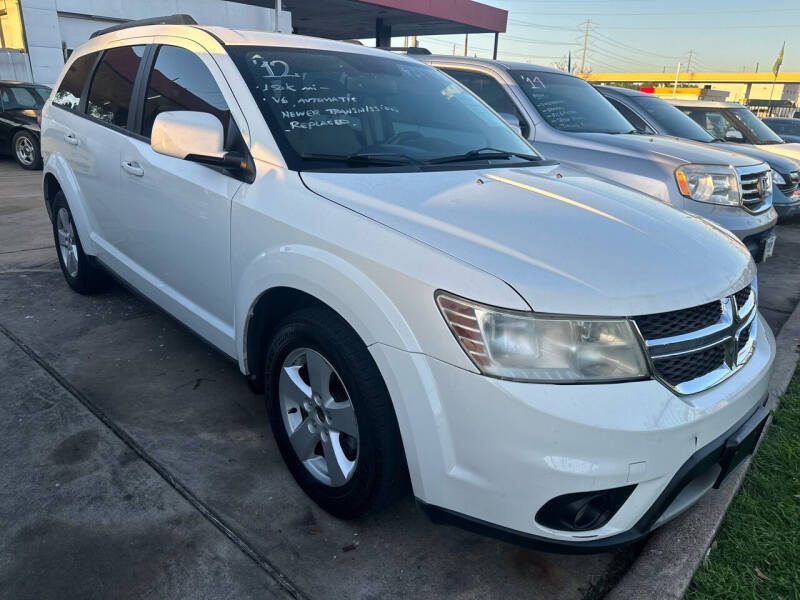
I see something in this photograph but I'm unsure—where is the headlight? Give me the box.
[436,292,649,382]
[675,164,740,206]
[771,170,787,186]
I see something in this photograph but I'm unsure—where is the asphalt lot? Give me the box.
[1,157,798,599]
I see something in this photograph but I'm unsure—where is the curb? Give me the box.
[606,302,800,600]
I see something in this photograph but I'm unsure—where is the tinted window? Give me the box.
[86,45,145,127]
[142,45,231,139]
[443,69,525,124]
[511,70,633,133]
[0,86,47,110]
[606,97,651,133]
[632,96,713,142]
[53,53,98,110]
[228,46,537,170]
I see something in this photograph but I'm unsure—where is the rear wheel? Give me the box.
[51,192,111,294]
[12,130,42,170]
[264,306,408,519]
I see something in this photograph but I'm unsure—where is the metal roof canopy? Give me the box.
[235,0,507,42]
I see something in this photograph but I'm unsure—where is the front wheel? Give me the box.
[264,306,408,519]
[12,130,42,170]
[51,192,111,294]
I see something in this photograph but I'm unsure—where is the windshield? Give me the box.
[510,70,633,133]
[633,96,713,142]
[729,107,785,144]
[227,46,538,170]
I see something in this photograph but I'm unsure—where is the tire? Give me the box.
[12,130,42,170]
[51,191,111,294]
[264,306,408,519]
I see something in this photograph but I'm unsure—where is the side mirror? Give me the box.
[725,128,744,142]
[498,112,525,137]
[151,111,244,169]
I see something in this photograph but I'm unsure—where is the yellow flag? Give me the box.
[773,42,785,77]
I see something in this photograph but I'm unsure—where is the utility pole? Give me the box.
[579,19,590,73]
[464,33,469,56]
[672,61,682,98]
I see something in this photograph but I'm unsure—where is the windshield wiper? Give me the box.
[300,152,422,166]
[426,147,541,165]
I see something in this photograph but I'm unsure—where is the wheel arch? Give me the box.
[41,155,97,255]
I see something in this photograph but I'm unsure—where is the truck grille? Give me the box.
[736,165,772,213]
[632,283,758,395]
[778,171,800,194]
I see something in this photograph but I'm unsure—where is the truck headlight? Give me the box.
[436,292,649,382]
[772,170,786,186]
[675,164,740,206]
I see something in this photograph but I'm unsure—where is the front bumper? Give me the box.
[370,314,775,551]
[774,192,800,219]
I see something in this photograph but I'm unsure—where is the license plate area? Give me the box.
[763,234,776,261]
[714,406,769,488]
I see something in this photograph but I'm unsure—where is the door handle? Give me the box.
[121,160,144,177]
[64,133,79,146]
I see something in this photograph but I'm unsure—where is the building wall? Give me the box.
[20,0,292,84]
[711,82,800,104]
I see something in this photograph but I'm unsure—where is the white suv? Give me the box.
[41,19,775,551]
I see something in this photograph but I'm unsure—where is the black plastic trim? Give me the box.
[418,394,768,553]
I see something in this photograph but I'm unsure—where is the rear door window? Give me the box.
[52,52,99,111]
[86,45,146,128]
[140,45,232,141]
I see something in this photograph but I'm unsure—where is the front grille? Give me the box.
[635,300,722,339]
[653,344,725,386]
[738,323,752,347]
[778,171,799,194]
[634,282,758,395]
[734,285,751,310]
[737,166,771,212]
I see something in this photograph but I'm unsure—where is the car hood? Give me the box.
[301,164,754,316]
[712,142,800,173]
[755,143,800,161]
[571,132,763,167]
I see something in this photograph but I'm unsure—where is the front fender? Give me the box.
[235,243,423,375]
[43,153,97,256]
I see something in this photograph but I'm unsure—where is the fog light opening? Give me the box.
[536,485,636,532]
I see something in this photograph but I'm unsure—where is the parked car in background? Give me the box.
[42,20,775,551]
[597,86,800,220]
[670,99,800,162]
[0,80,50,169]
[761,117,800,143]
[418,56,777,261]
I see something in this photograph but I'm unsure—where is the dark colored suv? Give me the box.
[0,81,50,169]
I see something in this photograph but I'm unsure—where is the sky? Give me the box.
[411,0,798,73]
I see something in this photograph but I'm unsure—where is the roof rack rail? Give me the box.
[376,46,431,55]
[90,14,197,39]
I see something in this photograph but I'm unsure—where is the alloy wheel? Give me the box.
[279,347,359,487]
[15,135,35,166]
[56,207,79,277]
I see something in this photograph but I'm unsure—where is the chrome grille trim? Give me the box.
[633,283,758,395]
[735,164,772,214]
